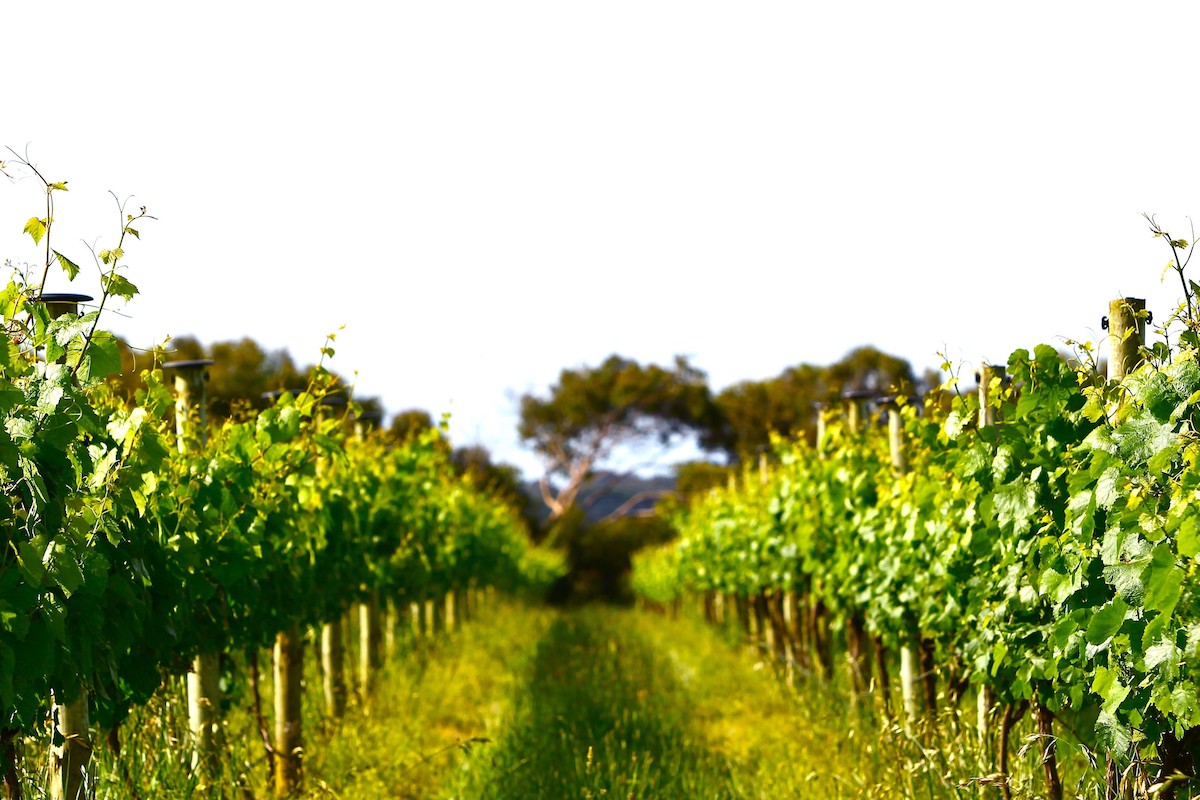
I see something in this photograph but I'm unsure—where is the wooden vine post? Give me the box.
[320,619,347,719]
[806,401,833,679]
[352,411,384,701]
[977,362,1043,800]
[882,396,912,726]
[318,399,348,720]
[277,393,348,793]
[1104,299,1146,798]
[358,595,383,700]
[886,399,915,728]
[1105,297,1147,382]
[273,624,304,796]
[315,395,348,718]
[164,358,221,782]
[40,296,96,800]
[841,390,873,697]
[976,363,1003,746]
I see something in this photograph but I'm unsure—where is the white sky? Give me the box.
[2,2,1198,478]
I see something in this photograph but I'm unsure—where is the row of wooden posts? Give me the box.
[33,295,494,800]
[685,298,1148,800]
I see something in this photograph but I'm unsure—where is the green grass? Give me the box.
[9,602,1155,798]
[451,609,741,799]
[13,599,553,799]
[453,605,1119,800]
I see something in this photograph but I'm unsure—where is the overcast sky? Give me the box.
[3,2,1198,477]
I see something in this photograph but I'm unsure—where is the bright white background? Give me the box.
[2,2,1197,476]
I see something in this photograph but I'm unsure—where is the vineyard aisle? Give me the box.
[451,606,924,800]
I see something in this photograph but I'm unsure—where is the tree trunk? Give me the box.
[3,728,22,800]
[810,599,833,679]
[753,593,771,651]
[734,594,751,635]
[410,602,422,638]
[1105,756,1121,800]
[273,626,303,797]
[702,590,715,624]
[1034,703,1062,800]
[789,591,810,670]
[249,650,274,782]
[106,728,139,800]
[845,615,870,696]
[872,635,892,719]
[187,652,222,777]
[49,688,91,800]
[321,620,347,718]
[918,637,937,717]
[1154,726,1200,800]
[998,703,1023,800]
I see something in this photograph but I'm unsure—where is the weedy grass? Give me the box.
[12,599,552,799]
[9,602,1157,798]
[455,605,1121,800]
[633,607,1122,799]
[450,609,741,799]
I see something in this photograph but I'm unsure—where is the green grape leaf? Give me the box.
[1086,597,1128,646]
[16,540,45,585]
[1095,710,1132,756]
[46,542,84,596]
[74,330,124,382]
[1145,634,1182,680]
[1092,666,1131,714]
[1144,545,1184,615]
[23,217,45,244]
[1103,536,1152,605]
[100,273,138,301]
[1179,515,1200,558]
[994,478,1037,536]
[1096,468,1121,510]
[52,250,80,280]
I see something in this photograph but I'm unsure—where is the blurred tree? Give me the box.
[388,408,437,443]
[823,345,915,398]
[704,346,917,460]
[703,363,824,457]
[452,444,540,535]
[108,335,380,419]
[673,461,732,503]
[518,354,719,523]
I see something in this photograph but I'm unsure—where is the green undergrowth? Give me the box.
[454,605,1112,800]
[450,609,740,799]
[13,599,553,799]
[637,609,1115,799]
[11,602,1131,798]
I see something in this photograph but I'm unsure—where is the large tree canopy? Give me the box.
[519,354,717,522]
[705,346,917,459]
[111,335,383,418]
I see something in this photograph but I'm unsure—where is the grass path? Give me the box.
[450,607,1031,800]
[46,600,1093,798]
[450,608,741,799]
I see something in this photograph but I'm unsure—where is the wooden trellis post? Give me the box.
[164,358,222,783]
[40,295,97,800]
[1105,297,1147,381]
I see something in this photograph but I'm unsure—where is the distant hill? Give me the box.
[522,471,677,526]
